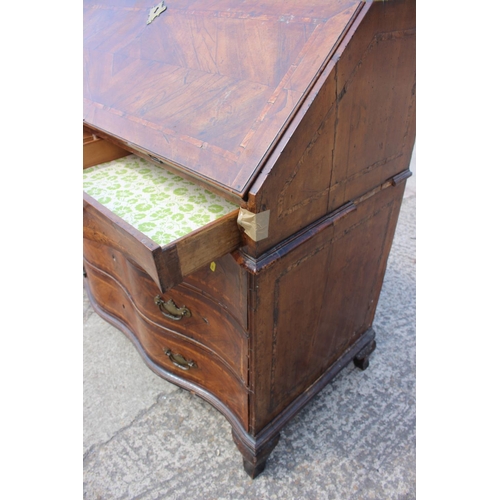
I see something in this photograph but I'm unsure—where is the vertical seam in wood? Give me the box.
[365,197,399,324]
[247,272,257,434]
[269,278,280,415]
[402,78,416,151]
[327,65,339,211]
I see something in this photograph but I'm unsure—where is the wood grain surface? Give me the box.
[246,0,416,256]
[84,238,249,381]
[247,181,406,433]
[84,0,362,196]
[83,125,129,168]
[85,260,250,428]
[83,0,416,478]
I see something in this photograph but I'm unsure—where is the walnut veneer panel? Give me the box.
[83,0,362,196]
[248,182,406,433]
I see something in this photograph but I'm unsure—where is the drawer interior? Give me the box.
[83,154,242,293]
[83,155,238,246]
[83,126,129,169]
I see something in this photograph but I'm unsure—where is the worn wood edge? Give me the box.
[234,328,376,454]
[83,192,166,291]
[391,169,413,186]
[153,244,183,293]
[237,1,368,198]
[235,201,356,273]
[83,258,248,384]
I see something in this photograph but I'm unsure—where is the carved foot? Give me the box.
[242,457,268,479]
[232,429,281,479]
[354,339,376,370]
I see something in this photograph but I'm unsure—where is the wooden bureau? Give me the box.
[83,0,416,478]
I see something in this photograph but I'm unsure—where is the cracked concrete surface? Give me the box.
[83,307,176,455]
[83,152,416,499]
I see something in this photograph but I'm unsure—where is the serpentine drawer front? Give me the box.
[83,237,248,382]
[84,260,250,429]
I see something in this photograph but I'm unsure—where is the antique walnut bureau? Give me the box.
[83,0,416,478]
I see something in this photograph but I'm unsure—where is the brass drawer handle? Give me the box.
[163,348,197,371]
[154,296,191,321]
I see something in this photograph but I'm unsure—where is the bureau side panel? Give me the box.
[244,37,339,255]
[249,183,405,433]
[329,0,416,211]
[246,0,415,257]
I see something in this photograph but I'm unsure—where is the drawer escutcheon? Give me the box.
[163,348,197,371]
[154,296,192,321]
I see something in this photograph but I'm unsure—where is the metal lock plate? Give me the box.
[147,1,167,25]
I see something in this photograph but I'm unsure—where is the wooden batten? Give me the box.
[175,211,242,278]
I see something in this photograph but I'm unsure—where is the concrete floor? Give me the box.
[83,155,416,499]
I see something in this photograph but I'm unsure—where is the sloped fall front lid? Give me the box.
[84,0,362,198]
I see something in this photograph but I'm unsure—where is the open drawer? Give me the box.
[83,135,242,293]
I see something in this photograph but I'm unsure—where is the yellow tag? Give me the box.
[210,262,216,272]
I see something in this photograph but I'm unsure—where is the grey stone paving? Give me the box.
[83,170,416,499]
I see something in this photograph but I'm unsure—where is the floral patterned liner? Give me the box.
[83,155,238,246]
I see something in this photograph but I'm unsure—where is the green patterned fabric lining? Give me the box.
[83,155,238,246]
